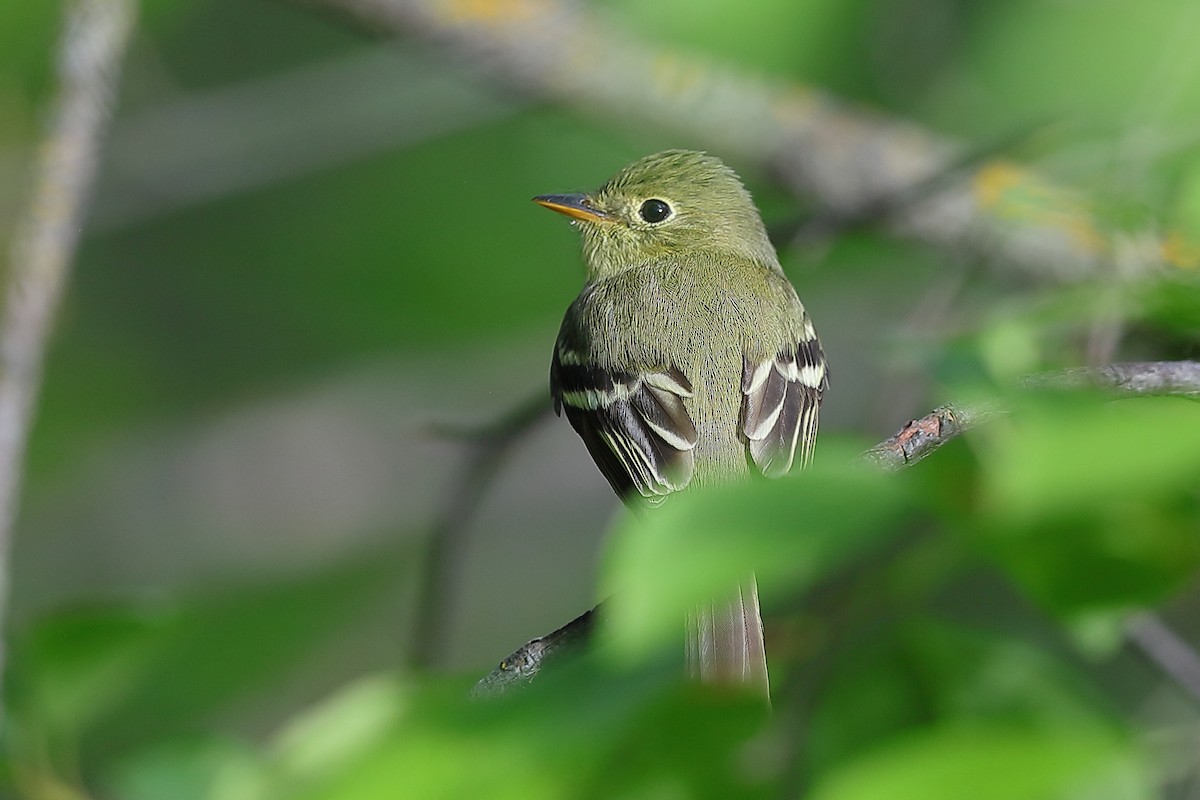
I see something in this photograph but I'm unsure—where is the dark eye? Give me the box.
[638,199,672,224]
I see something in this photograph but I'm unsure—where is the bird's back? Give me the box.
[568,251,807,486]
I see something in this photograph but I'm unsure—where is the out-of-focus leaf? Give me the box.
[1136,275,1200,336]
[980,394,1200,517]
[212,663,769,800]
[0,0,58,113]
[608,0,873,87]
[1169,155,1200,243]
[6,546,401,770]
[96,551,398,750]
[602,438,912,658]
[105,736,257,800]
[810,724,1145,800]
[7,608,167,739]
[931,0,1200,138]
[971,393,1200,616]
[807,620,1125,777]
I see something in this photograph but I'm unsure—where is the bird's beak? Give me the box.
[532,193,611,223]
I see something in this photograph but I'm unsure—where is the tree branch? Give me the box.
[859,402,1004,472]
[1124,613,1200,704]
[288,0,1198,283]
[1021,361,1200,396]
[408,391,552,671]
[0,0,136,707]
[471,605,599,697]
[472,361,1200,697]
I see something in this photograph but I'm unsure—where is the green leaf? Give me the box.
[105,736,257,800]
[8,608,168,736]
[970,393,1200,615]
[601,438,911,658]
[6,547,400,769]
[980,394,1200,518]
[212,663,769,800]
[807,620,1125,776]
[1136,275,1200,335]
[810,724,1145,800]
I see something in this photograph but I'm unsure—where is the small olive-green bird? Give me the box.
[535,150,827,697]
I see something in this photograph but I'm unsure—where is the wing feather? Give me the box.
[552,336,697,505]
[742,330,828,477]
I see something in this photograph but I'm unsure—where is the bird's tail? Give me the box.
[685,575,769,700]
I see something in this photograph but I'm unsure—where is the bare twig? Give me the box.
[473,360,1200,695]
[408,391,552,671]
[1022,360,1200,396]
[472,605,599,696]
[0,0,136,700]
[1125,613,1200,704]
[860,402,1004,472]
[862,360,1200,471]
[289,0,1198,283]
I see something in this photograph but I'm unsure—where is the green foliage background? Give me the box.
[1,0,1199,797]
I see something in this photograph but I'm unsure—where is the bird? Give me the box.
[534,150,827,697]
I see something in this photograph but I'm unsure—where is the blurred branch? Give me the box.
[408,391,552,671]
[1021,360,1200,396]
[1125,613,1200,705]
[473,360,1200,695]
[89,45,521,231]
[0,0,135,700]
[289,0,1198,282]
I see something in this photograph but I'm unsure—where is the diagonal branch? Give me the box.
[408,391,552,671]
[472,361,1200,696]
[289,0,1198,283]
[0,0,137,709]
[862,360,1200,471]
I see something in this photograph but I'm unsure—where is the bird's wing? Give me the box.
[551,337,698,506]
[741,331,827,477]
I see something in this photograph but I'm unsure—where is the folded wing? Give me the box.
[741,335,827,477]
[552,345,698,506]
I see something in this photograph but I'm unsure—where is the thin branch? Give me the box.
[408,391,552,671]
[473,360,1200,695]
[1124,613,1200,704]
[1022,361,1200,396]
[0,0,136,704]
[472,605,599,697]
[859,402,1004,472]
[862,360,1200,471]
[289,0,1198,283]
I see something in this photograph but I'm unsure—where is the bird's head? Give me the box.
[534,150,777,280]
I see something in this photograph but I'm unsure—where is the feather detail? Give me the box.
[552,344,697,503]
[741,332,827,477]
[686,577,769,698]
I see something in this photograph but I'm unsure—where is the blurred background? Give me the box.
[2,0,1200,797]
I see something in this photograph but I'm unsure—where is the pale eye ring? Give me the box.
[638,198,672,224]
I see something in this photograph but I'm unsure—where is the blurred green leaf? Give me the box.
[602,438,913,658]
[211,662,769,800]
[807,620,1126,775]
[1135,275,1200,336]
[0,0,59,116]
[608,0,875,89]
[6,546,402,771]
[106,736,258,800]
[970,393,1200,615]
[8,607,168,739]
[931,0,1200,138]
[810,724,1144,800]
[980,394,1200,517]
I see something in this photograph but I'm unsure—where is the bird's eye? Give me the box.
[638,199,672,224]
